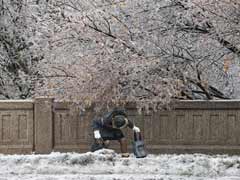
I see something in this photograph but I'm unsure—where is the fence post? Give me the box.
[34,97,54,153]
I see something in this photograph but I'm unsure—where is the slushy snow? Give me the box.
[1,149,240,180]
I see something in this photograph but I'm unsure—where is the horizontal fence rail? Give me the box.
[0,98,240,154]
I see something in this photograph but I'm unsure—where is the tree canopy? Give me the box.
[1,0,240,111]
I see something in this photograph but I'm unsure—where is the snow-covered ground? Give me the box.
[1,149,240,180]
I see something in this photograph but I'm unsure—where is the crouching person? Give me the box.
[90,108,140,158]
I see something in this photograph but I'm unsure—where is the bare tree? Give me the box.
[172,0,240,99]
[34,0,240,111]
[1,0,239,111]
[0,0,50,99]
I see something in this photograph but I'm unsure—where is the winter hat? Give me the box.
[112,115,128,129]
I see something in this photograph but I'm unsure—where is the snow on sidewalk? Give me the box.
[0,149,240,179]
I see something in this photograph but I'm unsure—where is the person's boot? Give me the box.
[121,153,130,158]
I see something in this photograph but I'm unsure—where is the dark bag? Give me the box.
[132,132,147,158]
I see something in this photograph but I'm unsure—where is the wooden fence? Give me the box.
[0,98,240,154]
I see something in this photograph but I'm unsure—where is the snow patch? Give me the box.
[1,149,240,179]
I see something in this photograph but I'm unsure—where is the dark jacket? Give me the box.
[92,108,134,130]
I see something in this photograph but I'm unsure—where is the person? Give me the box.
[91,108,140,157]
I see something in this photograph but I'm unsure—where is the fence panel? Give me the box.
[53,102,94,152]
[0,100,34,154]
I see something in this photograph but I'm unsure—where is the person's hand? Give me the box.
[94,130,101,139]
[94,130,103,144]
[133,126,140,133]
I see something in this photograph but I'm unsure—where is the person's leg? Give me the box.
[119,137,127,153]
[100,128,129,157]
[119,137,129,157]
